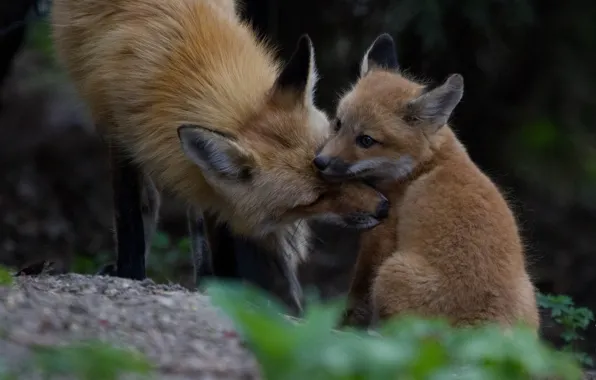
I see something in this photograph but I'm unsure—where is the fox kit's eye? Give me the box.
[333,119,341,132]
[356,134,376,148]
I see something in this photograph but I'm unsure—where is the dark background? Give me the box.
[0,0,594,361]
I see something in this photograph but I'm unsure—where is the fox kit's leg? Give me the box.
[340,223,396,328]
[341,252,377,328]
[371,252,439,323]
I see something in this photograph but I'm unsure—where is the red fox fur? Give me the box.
[313,34,540,331]
[50,0,388,305]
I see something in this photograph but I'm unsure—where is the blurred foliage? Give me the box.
[207,280,583,380]
[0,266,13,286]
[24,19,53,62]
[146,231,192,283]
[538,293,595,367]
[0,341,154,380]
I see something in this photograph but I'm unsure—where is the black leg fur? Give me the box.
[202,212,240,279]
[109,143,147,280]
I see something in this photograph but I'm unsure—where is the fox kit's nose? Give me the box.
[313,155,330,170]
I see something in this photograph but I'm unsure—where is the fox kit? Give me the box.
[314,34,540,331]
[50,0,388,311]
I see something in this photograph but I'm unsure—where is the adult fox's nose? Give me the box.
[312,155,331,170]
[376,198,390,219]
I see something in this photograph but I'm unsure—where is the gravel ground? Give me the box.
[0,274,260,379]
[1,274,595,380]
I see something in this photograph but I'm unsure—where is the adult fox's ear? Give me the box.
[177,124,254,181]
[272,34,318,107]
[406,74,464,134]
[360,33,399,77]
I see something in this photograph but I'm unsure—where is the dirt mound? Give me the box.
[0,273,260,379]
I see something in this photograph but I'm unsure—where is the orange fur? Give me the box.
[50,0,387,270]
[316,35,540,331]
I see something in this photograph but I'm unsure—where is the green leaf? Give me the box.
[0,266,13,286]
[177,237,191,252]
[207,282,582,380]
[151,232,171,250]
[518,120,560,153]
[32,341,153,380]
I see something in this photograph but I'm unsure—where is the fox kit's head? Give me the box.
[177,35,387,235]
[313,34,464,184]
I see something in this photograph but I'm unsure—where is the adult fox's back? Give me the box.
[52,0,277,207]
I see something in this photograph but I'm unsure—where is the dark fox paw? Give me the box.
[340,305,373,329]
[96,263,117,277]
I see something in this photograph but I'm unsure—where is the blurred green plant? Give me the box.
[146,231,191,283]
[506,118,596,210]
[0,341,153,380]
[207,280,583,380]
[25,18,55,62]
[0,266,13,286]
[516,120,561,154]
[538,293,595,367]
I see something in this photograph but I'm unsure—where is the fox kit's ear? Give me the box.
[406,74,464,134]
[272,34,318,107]
[360,33,399,77]
[177,125,253,181]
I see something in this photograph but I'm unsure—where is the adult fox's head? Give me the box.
[313,34,464,185]
[177,35,388,235]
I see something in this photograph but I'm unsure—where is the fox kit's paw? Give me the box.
[285,182,389,229]
[340,302,374,329]
[342,197,389,229]
[327,181,390,229]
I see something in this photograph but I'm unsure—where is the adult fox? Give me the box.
[50,0,388,311]
[313,34,540,331]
